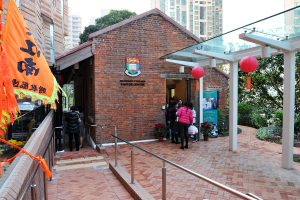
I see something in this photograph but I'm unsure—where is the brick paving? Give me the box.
[49,126,300,200]
[48,143,133,200]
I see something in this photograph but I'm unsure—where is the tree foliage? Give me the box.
[79,10,137,44]
[237,52,300,117]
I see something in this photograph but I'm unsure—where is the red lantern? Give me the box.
[240,56,258,90]
[239,56,258,73]
[191,66,205,79]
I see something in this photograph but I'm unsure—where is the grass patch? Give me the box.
[293,157,300,163]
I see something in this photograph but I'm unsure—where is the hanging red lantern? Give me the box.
[240,56,258,90]
[191,66,205,79]
[240,56,258,73]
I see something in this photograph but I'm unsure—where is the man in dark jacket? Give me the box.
[66,106,80,151]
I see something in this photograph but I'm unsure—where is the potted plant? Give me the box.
[200,122,213,141]
[155,123,168,142]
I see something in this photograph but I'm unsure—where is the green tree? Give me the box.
[79,10,137,44]
[79,25,102,44]
[237,52,300,117]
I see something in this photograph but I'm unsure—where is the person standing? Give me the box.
[177,102,193,149]
[165,102,173,139]
[178,99,183,109]
[77,106,84,148]
[188,102,198,143]
[66,106,80,151]
[170,101,180,144]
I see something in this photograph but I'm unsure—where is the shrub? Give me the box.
[251,113,268,129]
[217,109,225,124]
[294,117,300,138]
[274,110,283,128]
[238,103,253,126]
[256,127,273,140]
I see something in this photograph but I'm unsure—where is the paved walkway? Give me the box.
[48,126,300,200]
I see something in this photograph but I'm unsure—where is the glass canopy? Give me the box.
[161,6,300,62]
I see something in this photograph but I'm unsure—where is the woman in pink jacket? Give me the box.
[177,102,193,149]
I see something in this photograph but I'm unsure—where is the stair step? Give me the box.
[56,161,107,171]
[57,156,104,164]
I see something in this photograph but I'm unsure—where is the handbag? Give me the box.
[77,113,82,123]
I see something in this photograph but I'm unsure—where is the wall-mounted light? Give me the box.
[179,66,184,73]
[210,58,216,67]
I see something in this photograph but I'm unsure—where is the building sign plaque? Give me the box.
[125,57,141,77]
[120,80,145,86]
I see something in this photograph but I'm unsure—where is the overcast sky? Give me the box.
[68,0,286,33]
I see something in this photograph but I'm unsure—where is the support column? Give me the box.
[199,78,203,139]
[282,51,296,169]
[229,61,238,151]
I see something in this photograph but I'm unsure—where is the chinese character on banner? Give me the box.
[4,0,64,110]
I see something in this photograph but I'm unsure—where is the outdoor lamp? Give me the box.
[179,66,184,73]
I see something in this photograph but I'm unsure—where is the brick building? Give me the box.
[55,8,229,145]
[1,0,68,65]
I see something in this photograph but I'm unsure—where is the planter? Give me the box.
[204,135,209,141]
[158,137,164,142]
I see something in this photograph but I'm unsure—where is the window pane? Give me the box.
[182,0,186,5]
[295,18,300,24]
[50,24,54,48]
[50,49,55,63]
[295,10,300,16]
[61,0,64,17]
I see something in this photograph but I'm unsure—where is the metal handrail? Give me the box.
[85,123,104,146]
[19,126,60,200]
[111,134,263,200]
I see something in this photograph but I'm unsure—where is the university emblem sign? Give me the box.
[125,57,141,77]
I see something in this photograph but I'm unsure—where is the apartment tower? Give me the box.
[65,7,82,51]
[151,0,223,40]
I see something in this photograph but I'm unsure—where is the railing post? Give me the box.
[100,126,103,147]
[48,145,52,181]
[44,171,48,200]
[31,178,37,200]
[131,148,135,184]
[162,161,166,200]
[114,126,118,167]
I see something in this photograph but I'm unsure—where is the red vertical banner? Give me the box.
[246,77,251,90]
[196,81,199,91]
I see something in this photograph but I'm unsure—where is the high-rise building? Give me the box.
[151,0,223,40]
[284,0,300,37]
[65,7,82,51]
[2,0,68,65]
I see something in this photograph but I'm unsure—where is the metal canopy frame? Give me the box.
[162,6,300,169]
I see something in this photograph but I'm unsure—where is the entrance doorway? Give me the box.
[166,79,191,105]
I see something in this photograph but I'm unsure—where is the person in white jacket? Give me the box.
[189,102,198,143]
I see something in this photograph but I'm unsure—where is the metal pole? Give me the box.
[44,172,48,200]
[131,148,135,184]
[31,178,36,200]
[162,161,166,200]
[100,126,103,147]
[114,126,118,167]
[48,146,52,181]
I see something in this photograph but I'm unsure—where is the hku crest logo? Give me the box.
[125,57,141,77]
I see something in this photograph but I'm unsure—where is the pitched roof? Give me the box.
[55,40,95,61]
[88,8,202,43]
[214,67,230,79]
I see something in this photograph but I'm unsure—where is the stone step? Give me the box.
[57,156,104,164]
[56,161,107,171]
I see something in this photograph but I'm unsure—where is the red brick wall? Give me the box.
[91,13,228,143]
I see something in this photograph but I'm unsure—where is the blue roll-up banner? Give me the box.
[203,91,218,124]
